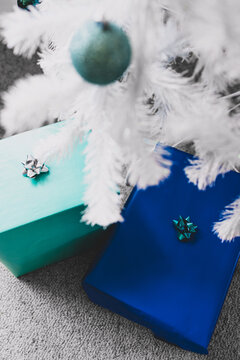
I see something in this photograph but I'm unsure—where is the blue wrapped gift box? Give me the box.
[0,122,102,277]
[83,146,240,354]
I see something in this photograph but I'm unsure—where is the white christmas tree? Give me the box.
[1,0,240,240]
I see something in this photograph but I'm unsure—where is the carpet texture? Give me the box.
[0,42,239,360]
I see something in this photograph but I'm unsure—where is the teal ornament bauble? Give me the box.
[17,0,40,10]
[69,21,132,85]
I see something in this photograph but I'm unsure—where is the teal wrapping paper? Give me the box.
[0,123,101,277]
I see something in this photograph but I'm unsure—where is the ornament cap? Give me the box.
[96,20,110,31]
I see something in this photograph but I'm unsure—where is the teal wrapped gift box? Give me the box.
[0,122,101,277]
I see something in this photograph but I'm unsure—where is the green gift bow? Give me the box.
[173,216,198,242]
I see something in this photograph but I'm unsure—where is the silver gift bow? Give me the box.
[22,155,49,178]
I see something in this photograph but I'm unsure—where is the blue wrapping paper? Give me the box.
[83,146,240,354]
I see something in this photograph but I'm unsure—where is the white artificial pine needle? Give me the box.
[0,0,240,238]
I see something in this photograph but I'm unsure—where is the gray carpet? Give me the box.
[0,41,239,360]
